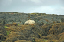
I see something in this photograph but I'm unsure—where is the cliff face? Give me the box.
[0,12,64,25]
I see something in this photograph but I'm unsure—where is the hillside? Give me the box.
[0,12,64,25]
[0,12,64,42]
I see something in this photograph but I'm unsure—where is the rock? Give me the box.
[41,24,53,36]
[0,26,6,41]
[58,32,64,40]
[46,34,59,40]
[7,22,13,24]
[0,26,7,36]
[13,22,23,25]
[61,18,64,23]
[0,40,2,42]
[48,23,64,35]
[6,32,27,42]
[0,34,6,41]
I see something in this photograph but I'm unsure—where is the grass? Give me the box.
[4,26,8,28]
[4,26,11,35]
[6,30,11,35]
[18,24,19,26]
[60,38,61,39]
[2,41,5,42]
[43,39,47,42]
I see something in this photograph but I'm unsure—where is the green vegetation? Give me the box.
[4,26,8,28]
[33,40,34,41]
[2,41,6,42]
[53,41,55,42]
[31,13,37,15]
[30,13,46,15]
[18,24,19,26]
[60,38,61,39]
[6,30,11,35]
[32,37,35,42]
[43,39,47,42]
